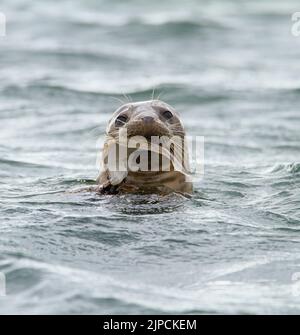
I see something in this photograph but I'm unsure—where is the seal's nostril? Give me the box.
[142,116,154,124]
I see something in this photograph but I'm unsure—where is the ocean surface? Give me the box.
[0,0,300,314]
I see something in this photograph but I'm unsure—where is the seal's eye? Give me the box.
[115,115,128,127]
[162,110,173,120]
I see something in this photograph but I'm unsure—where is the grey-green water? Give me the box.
[0,0,300,314]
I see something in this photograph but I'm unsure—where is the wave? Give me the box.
[5,81,235,106]
[0,256,212,314]
[40,9,232,31]
[0,158,52,169]
[1,81,203,99]
[1,252,300,314]
[4,46,140,65]
[268,163,300,174]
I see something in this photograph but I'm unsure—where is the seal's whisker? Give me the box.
[151,87,156,101]
[109,96,125,104]
[171,128,185,135]
[156,90,164,101]
[88,126,107,138]
[170,123,186,134]
[122,93,132,103]
[170,128,186,137]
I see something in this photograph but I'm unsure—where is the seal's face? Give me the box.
[107,100,185,140]
[98,100,193,195]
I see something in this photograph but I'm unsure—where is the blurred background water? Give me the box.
[0,0,300,314]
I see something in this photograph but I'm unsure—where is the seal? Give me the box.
[96,100,193,195]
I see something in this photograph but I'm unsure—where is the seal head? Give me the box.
[97,100,193,195]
